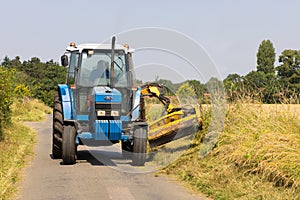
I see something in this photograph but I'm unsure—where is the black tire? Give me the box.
[121,140,133,159]
[52,92,63,159]
[62,125,77,165]
[132,128,147,166]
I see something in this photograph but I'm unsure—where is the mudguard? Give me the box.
[58,84,73,120]
[131,87,141,121]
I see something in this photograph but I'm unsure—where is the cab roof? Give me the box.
[66,43,134,53]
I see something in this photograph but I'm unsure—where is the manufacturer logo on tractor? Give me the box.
[105,96,112,100]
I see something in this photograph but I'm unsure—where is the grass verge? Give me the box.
[0,99,51,200]
[11,99,52,122]
[0,122,35,200]
[163,103,300,199]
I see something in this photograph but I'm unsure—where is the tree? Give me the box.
[223,73,244,101]
[176,82,196,104]
[1,56,21,69]
[256,40,276,74]
[1,56,10,67]
[185,80,206,97]
[0,67,15,138]
[223,73,243,90]
[243,70,280,103]
[277,49,300,96]
[205,77,225,104]
[244,71,266,90]
[155,79,179,95]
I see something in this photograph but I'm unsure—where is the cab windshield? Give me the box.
[78,50,128,87]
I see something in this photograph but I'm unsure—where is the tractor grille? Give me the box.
[95,103,121,110]
[95,103,121,117]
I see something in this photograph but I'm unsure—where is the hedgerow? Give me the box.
[0,67,15,139]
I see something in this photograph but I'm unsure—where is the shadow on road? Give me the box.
[50,150,106,166]
[50,149,134,167]
[76,150,105,166]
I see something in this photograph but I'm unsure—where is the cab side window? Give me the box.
[68,53,79,85]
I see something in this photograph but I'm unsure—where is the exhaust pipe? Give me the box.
[110,36,116,88]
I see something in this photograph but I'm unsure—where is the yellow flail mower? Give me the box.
[140,83,203,148]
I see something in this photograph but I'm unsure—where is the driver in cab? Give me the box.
[89,60,110,85]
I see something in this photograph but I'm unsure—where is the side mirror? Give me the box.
[61,55,69,67]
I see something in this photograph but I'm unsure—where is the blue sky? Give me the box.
[1,0,300,81]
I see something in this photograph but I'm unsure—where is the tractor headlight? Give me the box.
[97,110,106,116]
[111,110,119,116]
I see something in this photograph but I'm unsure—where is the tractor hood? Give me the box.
[92,87,122,103]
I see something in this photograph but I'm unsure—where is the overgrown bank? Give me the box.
[0,99,51,200]
[164,103,300,199]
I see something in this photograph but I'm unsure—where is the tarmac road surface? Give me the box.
[17,115,206,200]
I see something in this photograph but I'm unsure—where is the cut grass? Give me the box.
[164,103,300,199]
[0,99,51,200]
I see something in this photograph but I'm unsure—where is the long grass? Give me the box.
[0,99,51,200]
[0,123,35,200]
[164,102,300,199]
[11,99,52,122]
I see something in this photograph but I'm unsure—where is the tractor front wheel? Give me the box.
[52,92,63,159]
[132,128,147,166]
[62,125,77,165]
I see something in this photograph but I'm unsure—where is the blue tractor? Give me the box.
[52,37,148,166]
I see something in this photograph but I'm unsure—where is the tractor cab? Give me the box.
[61,42,136,132]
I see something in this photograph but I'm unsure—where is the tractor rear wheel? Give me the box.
[132,128,147,166]
[62,125,77,165]
[52,92,63,159]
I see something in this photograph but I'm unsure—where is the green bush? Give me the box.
[0,67,15,139]
[176,82,196,104]
[14,84,31,100]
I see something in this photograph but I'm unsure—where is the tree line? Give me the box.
[158,40,300,104]
[224,40,300,103]
[0,57,66,138]
[1,56,66,106]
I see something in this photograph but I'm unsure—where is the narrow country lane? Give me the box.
[16,115,206,200]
